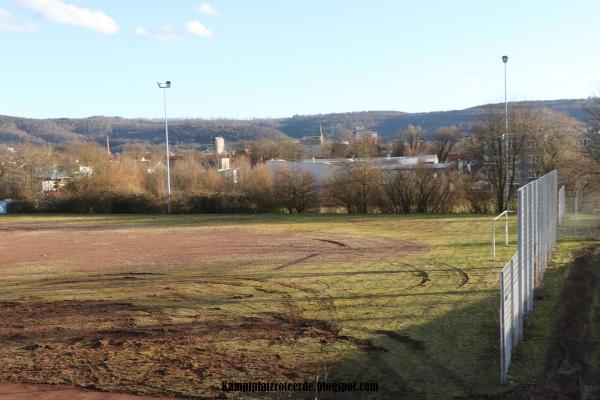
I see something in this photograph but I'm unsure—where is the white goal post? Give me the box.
[492,210,509,261]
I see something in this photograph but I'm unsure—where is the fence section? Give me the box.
[499,170,558,383]
[499,252,519,381]
[558,185,565,226]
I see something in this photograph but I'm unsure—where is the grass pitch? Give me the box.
[0,213,591,399]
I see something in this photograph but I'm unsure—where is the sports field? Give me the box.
[0,214,589,399]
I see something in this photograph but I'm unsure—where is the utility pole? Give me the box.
[157,81,172,213]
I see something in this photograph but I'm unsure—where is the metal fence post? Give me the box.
[492,219,496,261]
[517,189,524,338]
[528,184,534,310]
[500,269,505,383]
[505,210,509,246]
[531,181,540,287]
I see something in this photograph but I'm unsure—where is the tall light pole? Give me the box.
[157,81,172,213]
[502,55,509,210]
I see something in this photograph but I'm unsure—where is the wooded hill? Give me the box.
[0,99,590,149]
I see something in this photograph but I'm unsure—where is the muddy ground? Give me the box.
[0,299,345,398]
[0,220,425,399]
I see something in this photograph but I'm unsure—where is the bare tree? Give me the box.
[346,135,378,158]
[469,106,532,211]
[582,96,600,163]
[433,126,461,162]
[326,140,382,214]
[381,168,460,213]
[250,138,305,161]
[393,124,427,156]
[529,109,583,173]
[470,105,590,211]
[273,167,319,213]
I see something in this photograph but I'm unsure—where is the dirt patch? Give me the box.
[0,300,350,398]
[0,383,175,399]
[482,244,600,400]
[0,224,423,271]
[0,300,146,342]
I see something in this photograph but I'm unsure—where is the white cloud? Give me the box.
[548,72,568,81]
[135,21,214,41]
[0,8,36,32]
[134,26,182,41]
[196,3,220,16]
[185,20,213,38]
[18,0,119,35]
[463,76,480,85]
[135,19,214,42]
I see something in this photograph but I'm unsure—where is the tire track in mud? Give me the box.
[393,261,431,289]
[395,258,469,290]
[314,238,348,247]
[423,258,469,288]
[13,238,432,388]
[275,253,320,270]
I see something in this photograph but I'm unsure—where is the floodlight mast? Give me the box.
[502,55,509,210]
[157,81,172,213]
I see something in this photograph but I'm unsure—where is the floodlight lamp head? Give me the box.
[502,55,508,63]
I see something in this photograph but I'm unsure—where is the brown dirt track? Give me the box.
[0,219,424,399]
[0,223,422,270]
[0,383,173,399]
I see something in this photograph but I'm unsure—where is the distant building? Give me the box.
[353,126,378,143]
[267,154,448,182]
[39,170,71,192]
[300,124,326,157]
[218,156,230,171]
[214,136,231,171]
[214,137,226,155]
[212,136,239,183]
[78,165,93,176]
[221,168,238,186]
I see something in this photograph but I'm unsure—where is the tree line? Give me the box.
[1,104,599,214]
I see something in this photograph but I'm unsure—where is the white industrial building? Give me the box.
[267,154,449,182]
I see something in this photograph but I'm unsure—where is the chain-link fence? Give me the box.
[499,170,558,383]
[560,192,600,240]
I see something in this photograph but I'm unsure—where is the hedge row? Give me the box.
[6,190,280,214]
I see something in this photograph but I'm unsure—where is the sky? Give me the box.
[0,0,599,119]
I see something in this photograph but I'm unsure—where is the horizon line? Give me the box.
[1,97,588,121]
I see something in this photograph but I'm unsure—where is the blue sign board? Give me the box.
[0,200,8,214]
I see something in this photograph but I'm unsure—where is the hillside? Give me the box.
[0,99,591,149]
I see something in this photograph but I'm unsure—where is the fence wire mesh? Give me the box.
[500,170,558,383]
